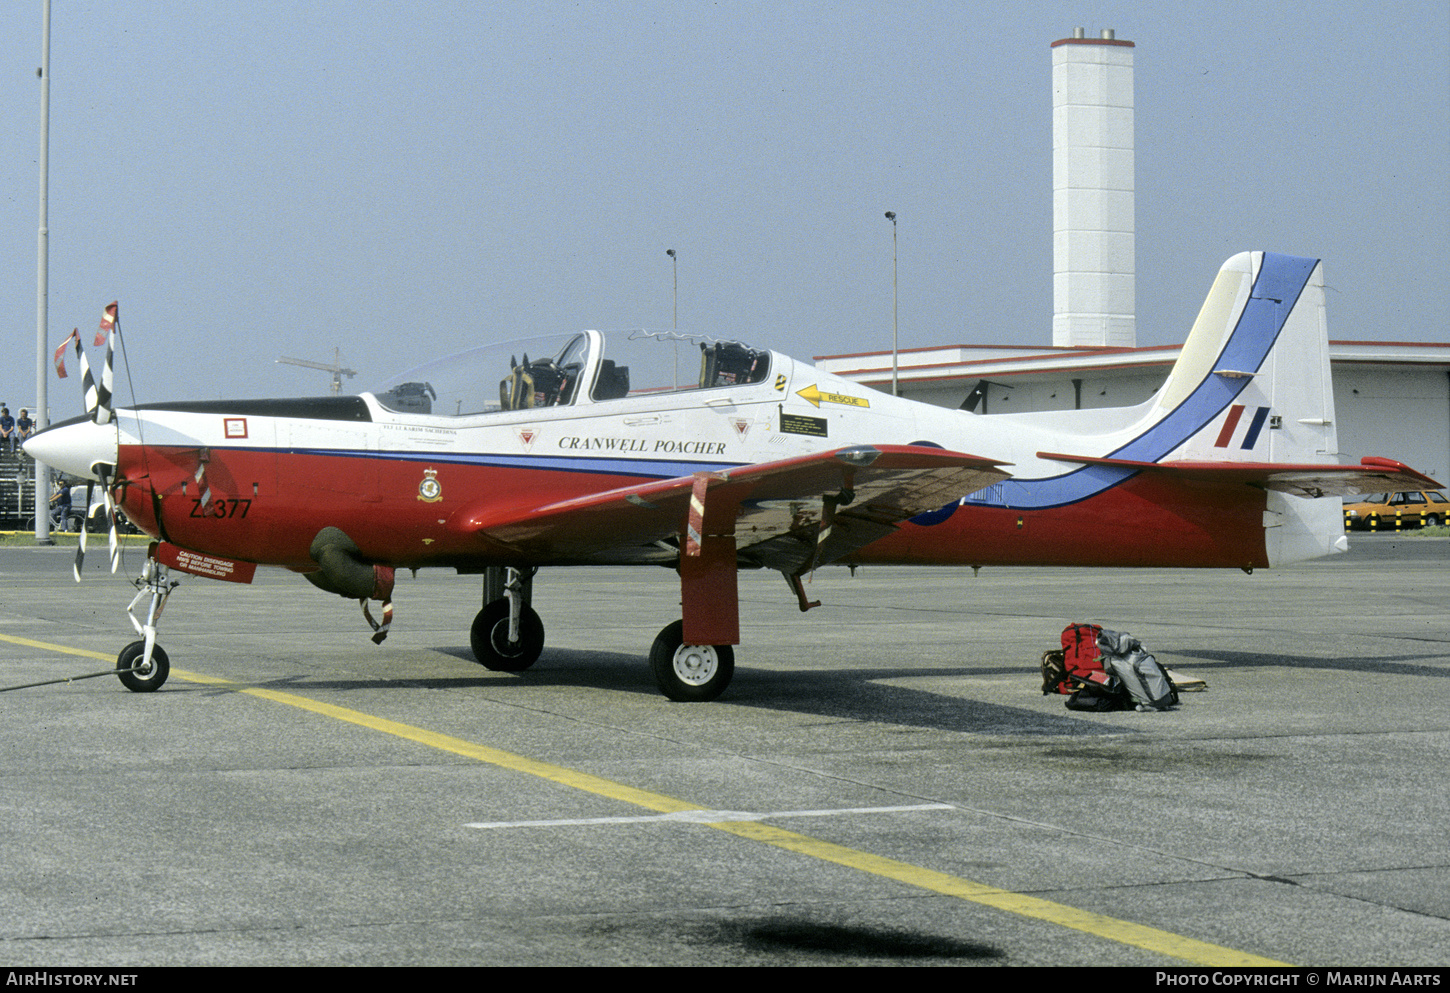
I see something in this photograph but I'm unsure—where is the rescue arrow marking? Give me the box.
[796,384,870,409]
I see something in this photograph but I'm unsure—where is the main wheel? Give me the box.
[117,641,170,693]
[649,620,734,702]
[470,599,545,671]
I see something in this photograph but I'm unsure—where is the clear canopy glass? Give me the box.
[372,330,770,417]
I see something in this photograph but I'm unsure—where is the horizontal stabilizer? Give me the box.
[1038,452,1441,499]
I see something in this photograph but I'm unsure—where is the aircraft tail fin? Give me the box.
[1131,251,1432,565]
[1148,251,1335,466]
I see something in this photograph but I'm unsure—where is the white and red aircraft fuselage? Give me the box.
[27,252,1438,700]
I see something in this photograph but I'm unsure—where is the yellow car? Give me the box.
[1343,490,1448,530]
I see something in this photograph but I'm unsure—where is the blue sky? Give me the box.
[3,1,1446,414]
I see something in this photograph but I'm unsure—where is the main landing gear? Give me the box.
[471,599,545,671]
[468,566,737,700]
[470,567,545,672]
[649,620,734,702]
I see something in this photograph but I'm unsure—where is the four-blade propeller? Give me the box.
[53,304,123,581]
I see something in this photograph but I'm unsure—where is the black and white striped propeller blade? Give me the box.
[70,466,120,580]
[72,480,92,583]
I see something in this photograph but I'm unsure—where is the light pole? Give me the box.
[34,0,52,544]
[885,211,898,397]
[666,249,678,388]
[666,249,677,329]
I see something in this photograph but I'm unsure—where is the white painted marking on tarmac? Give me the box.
[465,802,953,830]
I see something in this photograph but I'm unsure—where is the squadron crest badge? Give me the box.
[417,468,443,503]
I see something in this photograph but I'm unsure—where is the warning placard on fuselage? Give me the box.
[780,411,828,437]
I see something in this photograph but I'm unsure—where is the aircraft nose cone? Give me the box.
[23,418,118,480]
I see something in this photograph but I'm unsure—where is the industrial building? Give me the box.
[819,29,1450,485]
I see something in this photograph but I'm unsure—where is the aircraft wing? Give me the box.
[454,445,1011,567]
[1038,452,1442,499]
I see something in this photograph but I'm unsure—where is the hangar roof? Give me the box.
[816,341,1450,391]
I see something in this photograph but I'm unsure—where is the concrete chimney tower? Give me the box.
[1052,28,1136,348]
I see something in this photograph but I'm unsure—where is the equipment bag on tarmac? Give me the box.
[1041,642,1121,701]
[1040,649,1068,695]
[1065,679,1130,711]
[1096,629,1179,711]
[1046,623,1109,694]
[1047,623,1131,709]
[1045,623,1173,712]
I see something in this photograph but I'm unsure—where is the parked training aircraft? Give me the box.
[26,251,1439,701]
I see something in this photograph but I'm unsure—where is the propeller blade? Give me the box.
[60,304,122,580]
[76,318,115,425]
[109,507,119,574]
[73,480,93,583]
[95,330,115,426]
[101,469,120,574]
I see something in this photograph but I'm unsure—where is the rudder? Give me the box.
[1153,251,1335,465]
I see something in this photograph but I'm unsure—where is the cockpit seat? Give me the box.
[594,360,630,400]
[500,354,574,410]
[699,341,767,389]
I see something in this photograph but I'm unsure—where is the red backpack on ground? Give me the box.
[1042,623,1112,695]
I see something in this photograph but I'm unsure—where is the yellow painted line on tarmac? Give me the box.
[711,820,1286,966]
[180,668,705,815]
[2,630,1288,966]
[0,632,702,814]
[0,632,113,661]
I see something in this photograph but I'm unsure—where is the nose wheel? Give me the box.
[116,640,170,693]
[649,620,734,702]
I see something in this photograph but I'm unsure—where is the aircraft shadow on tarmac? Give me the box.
[226,646,1136,738]
[1171,649,1450,679]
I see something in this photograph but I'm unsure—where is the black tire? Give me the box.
[1423,514,1440,528]
[470,599,545,671]
[117,641,170,693]
[648,620,734,702]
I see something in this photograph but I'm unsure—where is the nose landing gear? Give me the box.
[116,556,179,692]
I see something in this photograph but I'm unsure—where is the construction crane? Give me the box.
[275,348,358,395]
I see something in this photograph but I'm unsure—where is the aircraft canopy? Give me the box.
[372,330,771,417]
